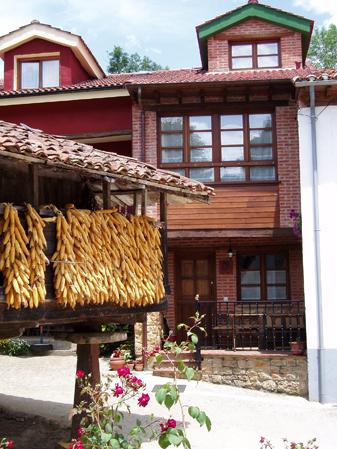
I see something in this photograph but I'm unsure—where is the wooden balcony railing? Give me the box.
[195,300,306,352]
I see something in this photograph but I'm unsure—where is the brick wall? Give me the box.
[276,103,301,227]
[207,18,303,72]
[216,249,237,301]
[166,251,176,331]
[289,248,304,300]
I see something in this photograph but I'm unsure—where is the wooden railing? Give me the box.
[195,300,306,352]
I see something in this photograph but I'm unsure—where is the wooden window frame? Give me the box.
[18,57,60,90]
[229,40,281,71]
[158,112,277,185]
[237,252,289,301]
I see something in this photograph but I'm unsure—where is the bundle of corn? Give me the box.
[51,208,164,309]
[26,204,48,308]
[0,204,31,309]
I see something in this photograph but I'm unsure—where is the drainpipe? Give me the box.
[137,86,145,162]
[308,81,324,402]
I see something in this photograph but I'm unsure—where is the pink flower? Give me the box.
[160,422,168,432]
[77,427,85,438]
[113,384,124,397]
[260,437,265,444]
[76,443,84,449]
[76,370,85,378]
[138,393,150,407]
[167,419,176,429]
[6,441,14,449]
[117,366,130,377]
[290,443,297,449]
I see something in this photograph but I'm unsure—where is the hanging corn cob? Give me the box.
[0,204,31,309]
[26,204,48,308]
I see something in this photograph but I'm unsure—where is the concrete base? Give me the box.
[307,348,337,403]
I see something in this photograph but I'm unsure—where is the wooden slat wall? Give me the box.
[167,185,279,230]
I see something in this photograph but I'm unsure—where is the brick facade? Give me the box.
[207,18,303,72]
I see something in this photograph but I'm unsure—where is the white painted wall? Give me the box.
[298,105,337,403]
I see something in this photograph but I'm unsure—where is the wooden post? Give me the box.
[29,164,39,207]
[71,343,101,439]
[160,192,170,294]
[142,313,148,369]
[102,180,111,209]
[141,189,148,215]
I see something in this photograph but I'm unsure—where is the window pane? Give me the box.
[161,117,183,131]
[232,57,253,69]
[239,255,260,270]
[221,146,244,161]
[221,130,244,145]
[258,55,279,68]
[162,149,183,163]
[21,62,39,89]
[250,130,272,145]
[257,43,278,55]
[249,114,272,129]
[167,168,185,176]
[42,60,59,87]
[190,148,212,162]
[190,131,212,146]
[189,167,214,182]
[241,286,261,300]
[267,286,287,300]
[221,115,243,129]
[189,116,212,130]
[250,166,275,181]
[267,270,286,284]
[241,271,260,285]
[221,166,245,182]
[266,255,287,270]
[161,133,183,147]
[232,44,252,57]
[250,146,273,161]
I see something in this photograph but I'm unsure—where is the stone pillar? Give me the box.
[134,312,163,357]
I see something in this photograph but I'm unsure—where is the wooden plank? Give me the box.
[102,180,111,209]
[29,164,39,207]
[54,331,127,344]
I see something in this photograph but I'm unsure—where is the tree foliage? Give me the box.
[107,45,167,73]
[308,24,337,68]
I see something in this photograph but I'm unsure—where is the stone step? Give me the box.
[152,367,202,380]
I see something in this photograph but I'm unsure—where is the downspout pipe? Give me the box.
[309,82,324,402]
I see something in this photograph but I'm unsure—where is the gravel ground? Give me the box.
[0,354,336,449]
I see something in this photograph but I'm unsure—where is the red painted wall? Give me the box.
[0,96,132,135]
[4,38,91,90]
[94,140,132,157]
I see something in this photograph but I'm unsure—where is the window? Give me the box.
[159,113,276,183]
[230,42,280,70]
[20,59,60,89]
[239,254,288,301]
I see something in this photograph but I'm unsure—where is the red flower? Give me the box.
[160,422,168,432]
[6,441,14,449]
[138,393,150,407]
[260,437,265,444]
[117,366,130,377]
[77,427,85,438]
[75,443,84,449]
[290,443,297,449]
[76,370,85,378]
[167,419,176,429]
[113,384,124,397]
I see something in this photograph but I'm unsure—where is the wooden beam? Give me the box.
[141,189,148,215]
[54,331,127,344]
[160,192,170,294]
[29,164,39,207]
[102,180,111,209]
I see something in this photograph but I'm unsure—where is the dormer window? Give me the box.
[230,42,280,70]
[19,58,60,89]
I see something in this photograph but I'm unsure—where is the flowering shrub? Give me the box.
[289,209,301,238]
[69,313,211,449]
[260,437,318,449]
[0,438,14,448]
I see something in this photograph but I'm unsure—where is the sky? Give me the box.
[0,0,336,76]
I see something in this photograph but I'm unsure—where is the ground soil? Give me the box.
[0,409,69,449]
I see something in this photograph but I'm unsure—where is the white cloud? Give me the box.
[294,0,337,24]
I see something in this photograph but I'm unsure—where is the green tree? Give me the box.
[107,45,167,73]
[308,24,337,68]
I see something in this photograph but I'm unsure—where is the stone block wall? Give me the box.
[134,312,163,357]
[201,352,308,396]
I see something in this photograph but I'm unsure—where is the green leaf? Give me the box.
[191,334,198,345]
[110,438,121,449]
[100,432,112,443]
[183,438,192,449]
[177,360,185,372]
[187,343,195,351]
[188,406,200,419]
[164,394,174,410]
[159,433,170,449]
[167,429,184,446]
[185,367,195,381]
[175,346,182,354]
[156,354,163,364]
[169,385,178,402]
[197,411,207,426]
[155,387,167,405]
[205,416,212,431]
[105,423,113,433]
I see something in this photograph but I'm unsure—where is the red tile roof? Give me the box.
[0,67,318,98]
[0,120,213,198]
[293,68,337,82]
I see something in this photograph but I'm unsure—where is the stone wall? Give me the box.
[134,312,163,357]
[201,351,308,396]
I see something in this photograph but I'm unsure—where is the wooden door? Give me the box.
[175,253,215,346]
